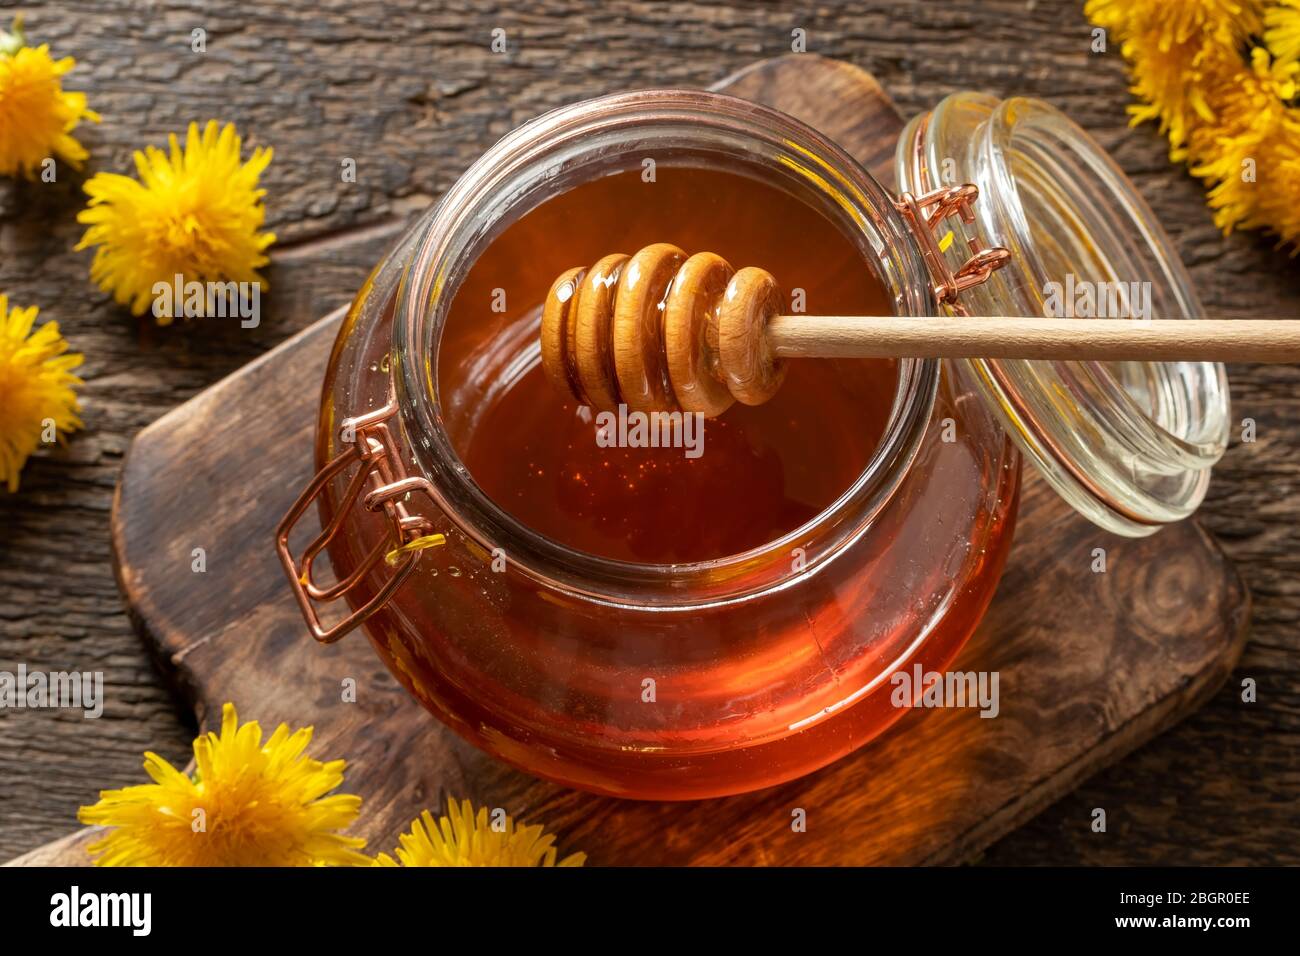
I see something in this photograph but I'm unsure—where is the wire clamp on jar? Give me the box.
[894,184,1011,315]
[275,396,442,644]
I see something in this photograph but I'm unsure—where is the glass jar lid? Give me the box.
[899,92,1231,537]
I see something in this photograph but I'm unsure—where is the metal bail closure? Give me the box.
[275,399,441,643]
[893,183,1012,314]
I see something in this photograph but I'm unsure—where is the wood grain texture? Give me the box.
[4,54,1251,867]
[0,0,1293,865]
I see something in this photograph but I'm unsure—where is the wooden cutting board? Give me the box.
[10,55,1249,867]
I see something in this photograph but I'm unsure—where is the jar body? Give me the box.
[318,275,1019,801]
[312,92,1021,800]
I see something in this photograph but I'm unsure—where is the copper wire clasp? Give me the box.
[895,184,1011,315]
[275,400,438,644]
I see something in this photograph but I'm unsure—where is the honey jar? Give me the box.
[276,89,1229,800]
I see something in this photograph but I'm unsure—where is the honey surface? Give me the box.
[439,165,898,563]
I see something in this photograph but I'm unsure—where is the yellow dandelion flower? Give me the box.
[1087,0,1260,155]
[76,120,275,320]
[78,702,367,867]
[1088,0,1300,250]
[1191,46,1300,236]
[1265,0,1300,64]
[0,295,82,493]
[0,15,100,178]
[374,799,586,867]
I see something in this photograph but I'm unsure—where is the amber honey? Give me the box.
[439,166,899,563]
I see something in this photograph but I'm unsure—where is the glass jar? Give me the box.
[276,89,1229,800]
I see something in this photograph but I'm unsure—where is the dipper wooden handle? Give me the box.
[540,243,1300,418]
[768,315,1300,362]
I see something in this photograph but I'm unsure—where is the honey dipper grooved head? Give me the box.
[575,253,631,410]
[613,243,686,413]
[665,252,736,417]
[540,266,587,401]
[540,245,788,417]
[719,266,787,406]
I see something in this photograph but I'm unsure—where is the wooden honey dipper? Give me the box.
[540,242,1300,417]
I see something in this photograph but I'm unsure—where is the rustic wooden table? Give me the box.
[1,0,1295,865]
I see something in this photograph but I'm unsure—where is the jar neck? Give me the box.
[390,89,938,608]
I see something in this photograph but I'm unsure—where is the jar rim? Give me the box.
[390,88,940,608]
